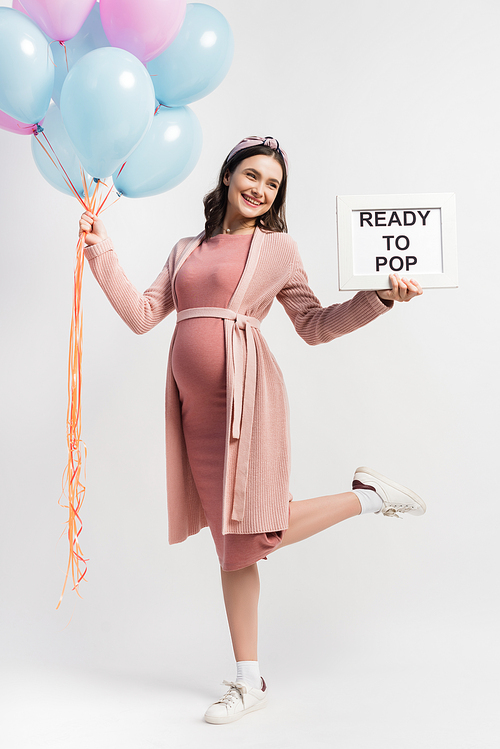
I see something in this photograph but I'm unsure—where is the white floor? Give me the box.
[2,510,499,749]
[2,632,498,749]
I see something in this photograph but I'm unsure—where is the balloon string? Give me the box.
[34,132,122,609]
[96,182,117,214]
[47,40,58,67]
[32,132,61,172]
[56,232,88,609]
[33,131,87,208]
[60,41,69,72]
[99,193,122,212]
[46,40,69,71]
[42,131,87,206]
[56,177,104,610]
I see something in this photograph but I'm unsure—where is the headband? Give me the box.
[226,136,289,174]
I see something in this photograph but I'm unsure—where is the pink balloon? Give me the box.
[12,0,28,16]
[100,0,186,63]
[0,108,43,134]
[20,0,96,41]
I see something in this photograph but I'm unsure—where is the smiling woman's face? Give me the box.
[223,154,283,225]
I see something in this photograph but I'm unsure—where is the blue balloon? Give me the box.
[31,104,89,197]
[50,4,110,108]
[60,47,155,179]
[112,105,202,198]
[147,3,233,106]
[0,7,54,124]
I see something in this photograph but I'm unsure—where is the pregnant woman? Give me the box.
[79,135,425,725]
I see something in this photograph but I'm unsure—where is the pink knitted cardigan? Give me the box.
[84,226,392,544]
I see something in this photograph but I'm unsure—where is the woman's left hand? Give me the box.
[376,273,423,303]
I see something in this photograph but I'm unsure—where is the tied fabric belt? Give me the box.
[176,307,261,522]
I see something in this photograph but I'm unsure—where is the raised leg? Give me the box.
[219,492,362,662]
[277,491,362,548]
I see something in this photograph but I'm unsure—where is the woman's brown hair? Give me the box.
[203,145,288,239]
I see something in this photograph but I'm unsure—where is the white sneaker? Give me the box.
[204,678,268,724]
[353,466,426,517]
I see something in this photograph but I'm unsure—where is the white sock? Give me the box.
[353,488,383,515]
[236,660,261,690]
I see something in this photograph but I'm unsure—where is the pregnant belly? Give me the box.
[172,318,227,496]
[172,318,226,402]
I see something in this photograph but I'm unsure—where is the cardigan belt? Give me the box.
[176,307,261,523]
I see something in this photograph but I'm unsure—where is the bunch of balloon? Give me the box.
[116,3,234,198]
[0,1,234,609]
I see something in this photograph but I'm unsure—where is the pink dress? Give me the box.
[172,232,283,570]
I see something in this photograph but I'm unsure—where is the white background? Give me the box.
[1,1,499,747]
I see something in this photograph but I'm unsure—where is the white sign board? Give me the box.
[336,193,458,290]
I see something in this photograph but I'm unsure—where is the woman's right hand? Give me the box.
[79,211,108,246]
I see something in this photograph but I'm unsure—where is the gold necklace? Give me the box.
[222,224,254,235]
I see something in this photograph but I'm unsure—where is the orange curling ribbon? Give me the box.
[30,151,121,609]
[56,174,120,609]
[33,129,122,608]
[56,231,88,609]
